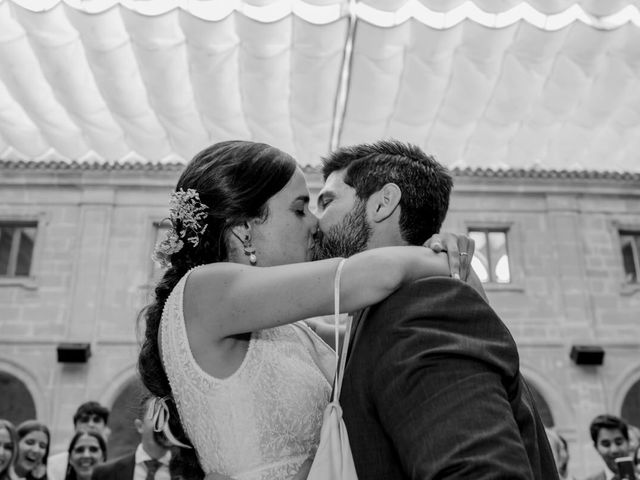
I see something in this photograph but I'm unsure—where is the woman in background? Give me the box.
[0,420,18,480]
[545,428,574,480]
[14,421,50,480]
[64,431,106,480]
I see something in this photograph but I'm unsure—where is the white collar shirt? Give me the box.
[604,466,616,480]
[133,443,171,480]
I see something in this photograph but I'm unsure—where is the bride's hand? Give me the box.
[424,232,475,281]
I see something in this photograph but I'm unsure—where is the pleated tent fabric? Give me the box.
[0,0,639,171]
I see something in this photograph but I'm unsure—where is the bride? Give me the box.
[137,140,470,480]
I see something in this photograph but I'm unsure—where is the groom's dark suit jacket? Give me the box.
[340,277,559,480]
[91,453,135,480]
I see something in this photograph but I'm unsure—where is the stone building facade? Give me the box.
[0,161,639,476]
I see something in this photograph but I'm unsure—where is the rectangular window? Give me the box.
[0,222,37,277]
[468,228,511,284]
[620,231,640,283]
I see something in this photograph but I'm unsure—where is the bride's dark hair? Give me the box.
[138,140,297,478]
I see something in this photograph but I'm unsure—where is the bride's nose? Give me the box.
[307,212,319,229]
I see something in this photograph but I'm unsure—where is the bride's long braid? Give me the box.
[137,141,297,478]
[139,247,214,477]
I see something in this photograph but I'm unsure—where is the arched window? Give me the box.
[0,371,36,423]
[107,377,146,459]
[621,378,640,427]
[526,381,555,428]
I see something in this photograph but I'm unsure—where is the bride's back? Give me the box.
[138,140,319,478]
[161,270,330,479]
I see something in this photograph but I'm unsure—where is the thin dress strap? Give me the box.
[332,258,352,402]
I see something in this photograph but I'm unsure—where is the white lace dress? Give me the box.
[160,269,333,480]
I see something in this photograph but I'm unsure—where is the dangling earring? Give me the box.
[242,235,257,266]
[232,230,257,265]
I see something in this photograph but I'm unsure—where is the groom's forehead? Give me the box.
[320,170,353,197]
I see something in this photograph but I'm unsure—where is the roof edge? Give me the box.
[1,159,638,181]
[0,159,186,172]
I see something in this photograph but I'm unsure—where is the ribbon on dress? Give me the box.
[148,396,193,449]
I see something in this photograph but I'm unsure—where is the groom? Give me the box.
[314,140,558,479]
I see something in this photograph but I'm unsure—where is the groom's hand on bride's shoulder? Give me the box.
[424,231,475,281]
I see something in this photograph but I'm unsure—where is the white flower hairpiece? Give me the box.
[152,188,209,268]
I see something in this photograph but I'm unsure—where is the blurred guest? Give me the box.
[0,420,18,480]
[629,425,640,456]
[557,433,575,480]
[64,432,106,480]
[546,428,574,479]
[633,443,639,477]
[585,414,631,480]
[14,420,50,480]
[48,402,110,480]
[91,396,171,480]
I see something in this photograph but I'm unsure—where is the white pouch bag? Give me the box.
[306,259,359,480]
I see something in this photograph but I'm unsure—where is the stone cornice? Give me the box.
[451,167,640,182]
[2,160,639,197]
[0,160,186,172]
[1,159,639,181]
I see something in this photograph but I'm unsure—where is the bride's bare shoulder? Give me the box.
[182,263,246,315]
[186,262,246,287]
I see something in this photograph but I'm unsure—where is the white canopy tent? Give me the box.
[0,0,639,171]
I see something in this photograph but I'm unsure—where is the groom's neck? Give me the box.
[366,228,409,250]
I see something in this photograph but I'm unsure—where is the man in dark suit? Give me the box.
[584,415,632,480]
[92,396,172,480]
[314,140,558,479]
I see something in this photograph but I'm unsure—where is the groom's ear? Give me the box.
[369,183,402,223]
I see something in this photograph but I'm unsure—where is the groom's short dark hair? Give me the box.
[322,140,453,245]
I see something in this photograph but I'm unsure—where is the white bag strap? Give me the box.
[332,258,352,402]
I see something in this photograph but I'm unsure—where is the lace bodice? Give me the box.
[160,268,332,480]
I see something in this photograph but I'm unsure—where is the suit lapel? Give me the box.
[117,454,135,480]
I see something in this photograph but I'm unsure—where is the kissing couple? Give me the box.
[138,140,558,479]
